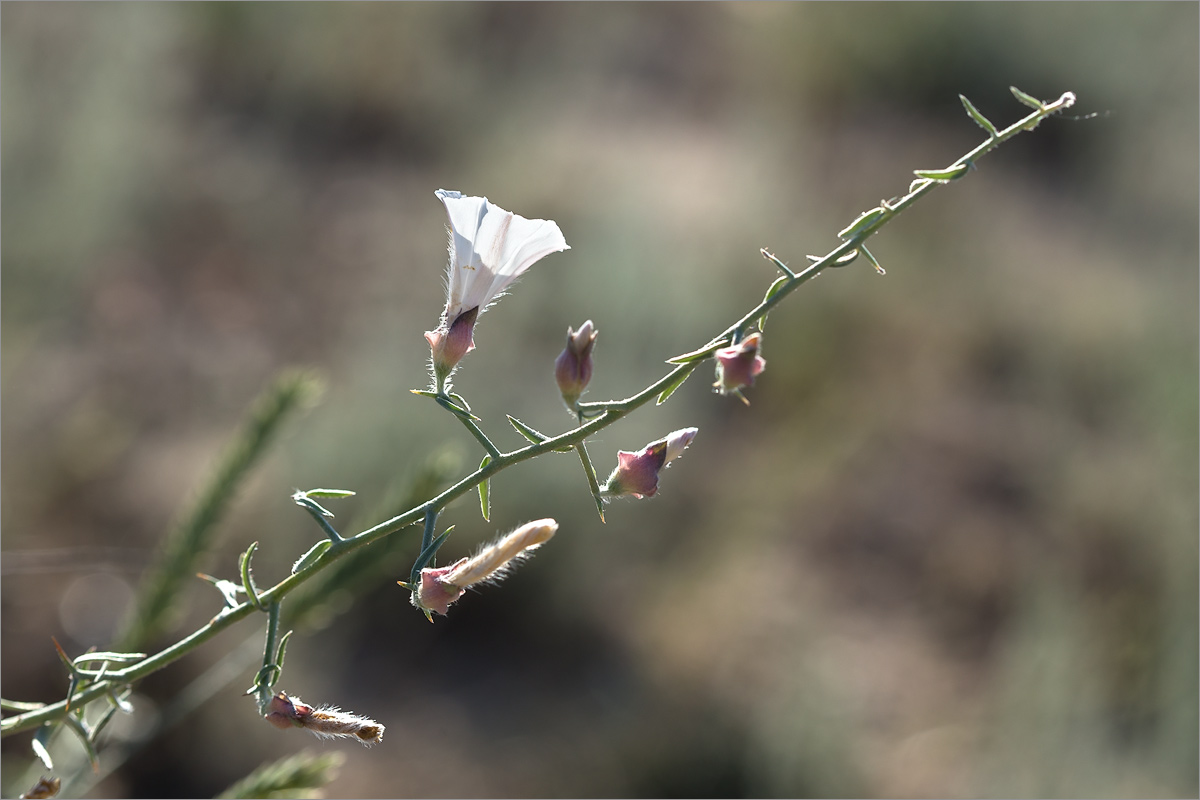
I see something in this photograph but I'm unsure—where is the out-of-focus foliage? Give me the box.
[2,3,1196,798]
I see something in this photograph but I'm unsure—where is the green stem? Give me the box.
[0,90,1075,740]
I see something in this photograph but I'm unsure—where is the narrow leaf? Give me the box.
[760,248,796,277]
[478,455,492,521]
[832,249,860,268]
[837,206,888,240]
[51,638,75,675]
[860,244,886,275]
[32,726,54,770]
[657,364,696,406]
[72,652,147,665]
[666,339,728,365]
[1,699,46,712]
[1010,85,1044,110]
[90,703,120,742]
[291,540,332,575]
[507,415,549,444]
[913,163,970,182]
[106,688,134,714]
[304,489,356,499]
[60,713,99,772]
[434,394,481,421]
[239,542,265,610]
[274,630,293,673]
[293,494,334,518]
[757,275,789,332]
[959,94,999,138]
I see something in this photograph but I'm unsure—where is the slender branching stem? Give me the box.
[0,90,1076,739]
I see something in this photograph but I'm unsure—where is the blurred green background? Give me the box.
[2,3,1196,798]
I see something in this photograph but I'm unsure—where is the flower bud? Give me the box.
[554,320,597,407]
[264,691,384,746]
[601,427,698,499]
[713,332,766,403]
[425,305,479,391]
[405,519,558,618]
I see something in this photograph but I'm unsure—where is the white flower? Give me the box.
[425,190,569,389]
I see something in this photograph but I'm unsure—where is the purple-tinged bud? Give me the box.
[405,519,558,619]
[264,691,384,745]
[425,306,480,391]
[713,332,766,403]
[555,320,597,407]
[601,427,698,499]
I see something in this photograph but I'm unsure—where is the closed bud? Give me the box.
[555,320,597,408]
[601,427,698,499]
[713,332,766,403]
[425,306,479,390]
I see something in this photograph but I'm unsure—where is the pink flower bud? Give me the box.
[601,427,698,499]
[264,691,384,745]
[554,320,597,407]
[425,305,479,389]
[713,332,766,402]
[405,519,558,618]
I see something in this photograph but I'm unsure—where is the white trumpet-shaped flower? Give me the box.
[425,190,569,390]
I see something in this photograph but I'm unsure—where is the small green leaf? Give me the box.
[507,415,548,444]
[51,638,75,675]
[448,393,472,412]
[832,249,860,268]
[434,394,481,421]
[478,455,492,521]
[61,713,99,771]
[293,494,334,518]
[32,726,54,769]
[291,539,332,575]
[91,703,120,742]
[913,163,970,182]
[657,365,696,406]
[72,651,147,665]
[666,339,727,365]
[274,630,293,674]
[760,248,796,278]
[959,94,999,138]
[1010,86,1044,110]
[757,275,789,332]
[837,206,888,240]
[240,542,265,610]
[106,688,134,714]
[860,244,886,275]
[304,489,356,499]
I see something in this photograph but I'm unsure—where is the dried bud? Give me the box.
[20,777,61,800]
[601,427,698,499]
[264,691,384,746]
[555,320,597,407]
[405,519,558,619]
[713,332,766,403]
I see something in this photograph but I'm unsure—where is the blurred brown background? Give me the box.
[2,3,1197,798]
